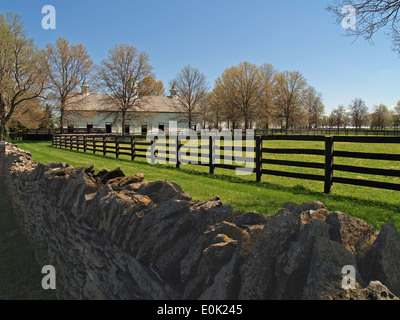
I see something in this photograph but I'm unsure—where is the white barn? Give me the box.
[64,84,204,135]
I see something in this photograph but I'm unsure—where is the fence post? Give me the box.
[103,136,106,156]
[116,136,120,159]
[93,136,96,154]
[256,136,263,182]
[176,136,181,169]
[131,136,135,161]
[83,136,87,153]
[209,135,215,174]
[324,136,334,194]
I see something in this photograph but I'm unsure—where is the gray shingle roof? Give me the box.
[66,94,181,113]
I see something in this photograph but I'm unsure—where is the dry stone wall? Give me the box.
[1,143,399,300]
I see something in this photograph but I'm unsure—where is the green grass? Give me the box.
[0,183,56,300]
[11,140,400,231]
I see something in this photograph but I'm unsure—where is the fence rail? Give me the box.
[9,127,400,141]
[52,134,400,194]
[256,128,400,136]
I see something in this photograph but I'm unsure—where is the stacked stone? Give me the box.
[1,143,399,300]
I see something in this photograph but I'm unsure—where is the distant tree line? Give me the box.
[1,9,400,139]
[203,62,325,132]
[325,98,400,130]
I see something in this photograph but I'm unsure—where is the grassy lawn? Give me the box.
[11,140,400,231]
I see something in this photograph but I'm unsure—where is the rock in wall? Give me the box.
[1,143,399,300]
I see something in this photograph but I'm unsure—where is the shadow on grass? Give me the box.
[27,142,400,215]
[0,182,57,300]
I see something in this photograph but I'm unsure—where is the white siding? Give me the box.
[66,111,203,134]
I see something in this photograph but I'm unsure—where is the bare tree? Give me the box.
[305,87,325,128]
[203,91,222,130]
[349,97,369,129]
[259,63,276,129]
[97,44,154,133]
[45,37,93,130]
[170,65,209,130]
[0,12,47,140]
[330,105,350,130]
[273,70,309,132]
[393,100,400,127]
[327,0,400,53]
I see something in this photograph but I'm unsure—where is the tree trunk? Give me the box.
[122,115,126,134]
[285,116,290,135]
[59,98,66,133]
[0,94,7,141]
[0,123,5,141]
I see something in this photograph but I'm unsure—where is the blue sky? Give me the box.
[1,0,399,114]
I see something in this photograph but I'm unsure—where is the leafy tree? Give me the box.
[208,79,241,130]
[138,76,165,96]
[370,104,392,129]
[7,120,29,138]
[213,62,264,129]
[45,37,93,130]
[38,104,56,129]
[10,98,46,129]
[203,91,225,130]
[0,12,47,140]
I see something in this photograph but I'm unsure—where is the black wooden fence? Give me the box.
[13,127,400,141]
[256,128,400,136]
[52,134,400,194]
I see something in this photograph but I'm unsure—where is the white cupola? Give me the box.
[170,83,178,98]
[81,79,90,95]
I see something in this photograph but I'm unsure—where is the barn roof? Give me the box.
[66,94,182,113]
